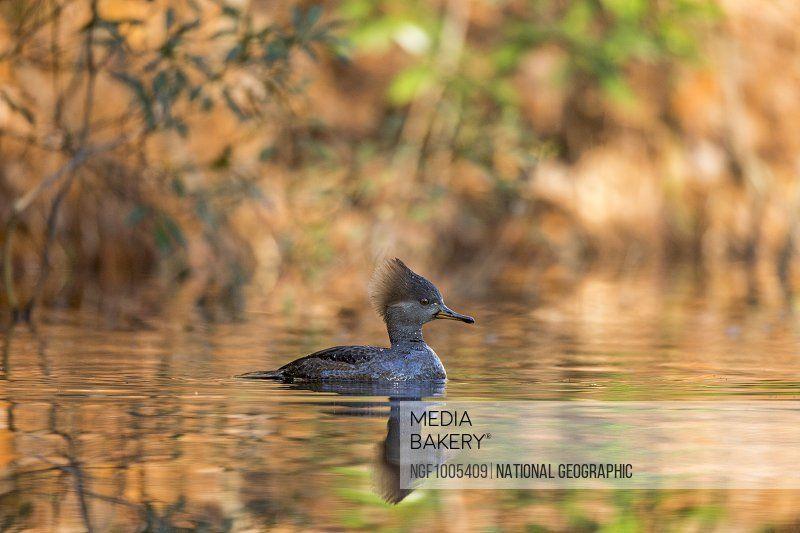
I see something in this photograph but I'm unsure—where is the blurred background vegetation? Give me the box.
[1,0,797,322]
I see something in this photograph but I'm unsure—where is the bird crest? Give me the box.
[369,258,436,320]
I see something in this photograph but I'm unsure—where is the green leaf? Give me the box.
[225,43,245,63]
[601,0,647,21]
[560,1,595,39]
[293,5,323,33]
[388,65,434,105]
[346,18,396,51]
[126,205,149,227]
[162,19,200,56]
[154,225,171,253]
[338,0,372,20]
[173,118,188,138]
[222,89,247,120]
[92,19,129,48]
[306,5,323,28]
[264,39,288,62]
[160,215,186,248]
[173,69,188,93]
[660,21,698,57]
[152,70,168,96]
[600,73,635,103]
[0,89,34,124]
[221,4,241,18]
[301,42,318,60]
[211,27,237,39]
[171,177,186,197]
[187,54,215,78]
[211,145,233,169]
[291,6,303,29]
[110,71,155,128]
[195,197,216,226]
[174,19,201,37]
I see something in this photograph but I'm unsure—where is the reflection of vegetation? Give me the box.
[0,283,799,530]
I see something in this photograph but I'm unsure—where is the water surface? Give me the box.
[1,274,799,531]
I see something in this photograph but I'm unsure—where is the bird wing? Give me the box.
[280,345,383,368]
[238,346,385,380]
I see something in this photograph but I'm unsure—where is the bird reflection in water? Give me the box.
[280,380,446,504]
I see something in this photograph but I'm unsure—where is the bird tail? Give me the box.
[237,369,284,380]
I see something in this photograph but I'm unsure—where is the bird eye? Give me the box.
[419,298,430,305]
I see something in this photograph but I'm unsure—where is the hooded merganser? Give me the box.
[240,258,474,382]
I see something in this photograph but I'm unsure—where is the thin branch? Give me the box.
[393,0,470,178]
[2,132,138,321]
[20,0,99,323]
[0,1,72,62]
[51,0,64,126]
[12,146,92,215]
[1,321,12,379]
[0,129,65,151]
[2,215,18,315]
[13,132,134,217]
[80,0,99,143]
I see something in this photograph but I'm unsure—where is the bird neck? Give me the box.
[387,322,425,346]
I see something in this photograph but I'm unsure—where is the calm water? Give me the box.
[1,274,799,531]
